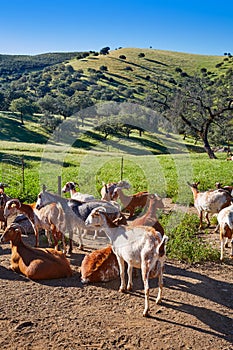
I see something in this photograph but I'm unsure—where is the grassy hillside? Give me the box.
[0,112,232,204]
[68,48,227,98]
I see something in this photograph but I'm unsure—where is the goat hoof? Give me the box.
[127,286,133,291]
[68,248,72,255]
[156,298,162,305]
[143,310,149,317]
[119,287,126,293]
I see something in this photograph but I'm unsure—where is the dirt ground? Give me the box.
[0,201,232,350]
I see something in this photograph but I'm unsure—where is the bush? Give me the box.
[119,55,126,59]
[124,66,133,71]
[99,65,108,71]
[160,212,219,264]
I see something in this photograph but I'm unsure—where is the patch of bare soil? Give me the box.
[0,202,232,350]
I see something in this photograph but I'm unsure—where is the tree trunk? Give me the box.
[20,112,24,125]
[200,122,217,159]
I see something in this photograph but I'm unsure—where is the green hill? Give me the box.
[68,47,229,100]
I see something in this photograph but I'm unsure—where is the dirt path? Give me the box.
[0,202,232,350]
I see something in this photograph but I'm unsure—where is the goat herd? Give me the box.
[0,180,232,317]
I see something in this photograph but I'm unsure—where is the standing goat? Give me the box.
[36,190,121,249]
[215,182,233,196]
[62,181,95,202]
[85,208,168,317]
[130,193,165,235]
[0,184,10,229]
[100,180,130,201]
[4,199,67,252]
[187,181,232,229]
[113,187,149,218]
[217,204,233,260]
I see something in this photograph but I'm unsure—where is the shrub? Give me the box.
[119,55,126,59]
[99,65,108,71]
[160,212,219,264]
[124,66,133,71]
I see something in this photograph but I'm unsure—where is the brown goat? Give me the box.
[0,223,72,280]
[130,193,165,235]
[81,246,119,283]
[114,187,149,218]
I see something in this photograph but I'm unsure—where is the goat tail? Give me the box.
[157,234,168,257]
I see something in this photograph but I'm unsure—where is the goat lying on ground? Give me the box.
[187,181,232,229]
[217,203,233,260]
[130,193,165,235]
[85,207,168,317]
[62,181,95,202]
[0,223,72,280]
[4,199,67,252]
[80,246,119,283]
[100,180,131,201]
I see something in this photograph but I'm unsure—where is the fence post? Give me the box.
[58,176,62,195]
[22,156,25,192]
[120,156,124,180]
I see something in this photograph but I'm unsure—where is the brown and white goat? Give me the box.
[187,181,232,229]
[85,208,168,317]
[217,203,233,260]
[100,180,131,201]
[81,246,119,283]
[215,182,233,196]
[4,199,68,252]
[130,193,165,235]
[0,223,72,280]
[0,188,10,230]
[62,181,95,202]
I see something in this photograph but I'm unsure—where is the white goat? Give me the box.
[217,203,233,260]
[85,207,168,317]
[62,181,95,202]
[187,181,232,229]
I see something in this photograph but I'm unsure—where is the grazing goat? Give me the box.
[187,181,232,229]
[85,208,168,317]
[80,246,119,283]
[130,193,165,235]
[217,204,233,260]
[113,187,149,218]
[0,223,72,280]
[62,181,95,202]
[4,199,67,252]
[100,180,130,201]
[36,190,121,249]
[215,182,233,196]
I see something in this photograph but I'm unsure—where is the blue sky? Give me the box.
[0,0,232,56]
